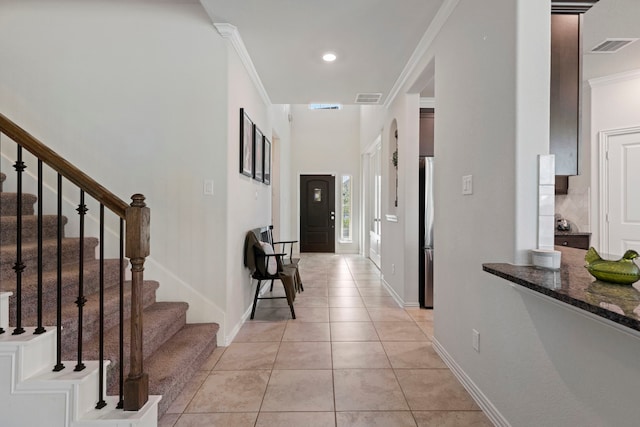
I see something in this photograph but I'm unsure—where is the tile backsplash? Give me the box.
[555,186,590,232]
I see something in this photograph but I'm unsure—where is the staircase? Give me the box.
[0,167,218,423]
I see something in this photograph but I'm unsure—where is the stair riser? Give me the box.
[0,215,67,245]
[0,238,98,280]
[0,193,37,216]
[4,260,122,319]
[106,310,188,395]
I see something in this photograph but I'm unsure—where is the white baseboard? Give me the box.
[224,280,274,346]
[380,276,404,308]
[432,337,510,427]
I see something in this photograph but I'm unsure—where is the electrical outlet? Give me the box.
[462,175,473,195]
[472,329,480,352]
[203,179,214,195]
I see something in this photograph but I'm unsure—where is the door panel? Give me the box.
[607,131,640,256]
[300,175,335,252]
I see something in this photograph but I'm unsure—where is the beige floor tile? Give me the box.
[395,369,480,411]
[330,322,380,341]
[416,320,434,339]
[275,341,332,369]
[256,412,336,427]
[374,322,429,341]
[185,370,270,413]
[333,369,409,411]
[199,346,226,371]
[382,342,447,369]
[328,287,361,297]
[158,413,179,427]
[366,307,413,322]
[289,307,330,322]
[327,280,357,288]
[165,371,209,414]
[261,370,335,412]
[294,296,329,307]
[356,287,389,296]
[303,280,329,288]
[282,321,330,341]
[362,296,400,308]
[353,274,382,281]
[251,307,295,322]
[332,341,391,369]
[336,411,416,427]
[405,308,434,322]
[300,287,329,297]
[174,413,257,426]
[329,307,371,322]
[355,280,383,288]
[413,411,493,427]
[234,322,286,342]
[214,342,279,370]
[329,296,365,308]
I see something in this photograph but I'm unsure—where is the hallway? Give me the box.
[159,254,492,427]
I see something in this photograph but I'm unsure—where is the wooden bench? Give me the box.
[243,226,301,320]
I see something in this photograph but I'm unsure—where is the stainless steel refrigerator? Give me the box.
[419,157,434,308]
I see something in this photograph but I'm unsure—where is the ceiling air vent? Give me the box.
[590,38,638,54]
[355,93,382,104]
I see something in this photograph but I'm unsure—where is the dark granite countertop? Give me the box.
[483,246,640,332]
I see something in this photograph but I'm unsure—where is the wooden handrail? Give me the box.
[0,113,128,218]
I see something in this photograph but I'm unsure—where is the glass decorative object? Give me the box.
[584,247,640,285]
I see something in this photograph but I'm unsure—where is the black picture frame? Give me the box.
[253,125,264,182]
[239,108,253,177]
[263,138,271,185]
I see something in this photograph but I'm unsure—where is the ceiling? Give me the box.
[583,0,640,80]
[199,0,639,106]
[200,0,444,105]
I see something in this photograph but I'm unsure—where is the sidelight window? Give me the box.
[341,175,352,242]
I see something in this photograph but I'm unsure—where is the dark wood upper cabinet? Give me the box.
[419,108,434,157]
[549,1,598,177]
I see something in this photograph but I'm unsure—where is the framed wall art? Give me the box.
[239,108,253,177]
[253,125,264,182]
[263,138,271,185]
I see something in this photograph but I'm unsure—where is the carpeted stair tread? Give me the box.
[0,237,99,280]
[3,259,123,317]
[96,301,189,393]
[145,323,219,416]
[0,215,67,244]
[55,280,160,353]
[0,192,37,216]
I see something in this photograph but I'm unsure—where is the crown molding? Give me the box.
[214,23,272,106]
[588,69,640,88]
[420,98,436,109]
[384,0,460,109]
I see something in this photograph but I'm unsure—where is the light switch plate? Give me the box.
[203,179,214,195]
[462,175,473,195]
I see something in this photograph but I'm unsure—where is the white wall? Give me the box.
[361,0,640,425]
[588,70,640,250]
[0,0,286,345]
[290,105,361,253]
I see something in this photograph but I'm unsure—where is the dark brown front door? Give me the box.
[300,175,335,252]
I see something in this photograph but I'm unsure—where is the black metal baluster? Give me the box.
[117,218,124,409]
[95,204,106,409]
[12,146,25,335]
[35,160,45,335]
[53,174,64,372]
[75,190,87,372]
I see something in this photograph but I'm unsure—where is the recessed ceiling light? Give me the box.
[322,52,337,62]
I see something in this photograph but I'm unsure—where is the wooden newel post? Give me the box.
[124,194,150,411]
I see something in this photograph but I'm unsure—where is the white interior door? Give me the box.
[369,144,382,267]
[603,127,640,256]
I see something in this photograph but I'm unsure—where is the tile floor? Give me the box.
[159,253,492,427]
